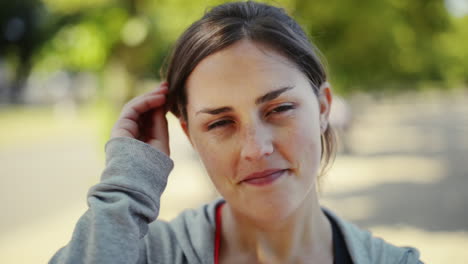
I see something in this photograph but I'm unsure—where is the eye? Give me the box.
[207,119,234,130]
[267,104,295,117]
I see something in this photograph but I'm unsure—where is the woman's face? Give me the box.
[182,39,331,221]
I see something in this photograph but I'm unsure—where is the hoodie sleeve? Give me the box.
[398,247,423,264]
[49,137,174,264]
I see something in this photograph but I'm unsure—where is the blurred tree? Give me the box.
[435,14,468,87]
[0,0,83,103]
[0,0,466,105]
[292,0,455,94]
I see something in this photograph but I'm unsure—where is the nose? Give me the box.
[240,123,274,161]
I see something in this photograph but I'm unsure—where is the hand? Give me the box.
[110,82,170,156]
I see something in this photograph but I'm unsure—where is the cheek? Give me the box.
[286,113,322,175]
[192,135,237,187]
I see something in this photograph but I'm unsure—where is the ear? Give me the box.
[318,82,333,133]
[179,118,194,146]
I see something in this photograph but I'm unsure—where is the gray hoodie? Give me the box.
[49,137,422,264]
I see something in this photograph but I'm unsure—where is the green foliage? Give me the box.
[435,15,468,87]
[1,0,467,101]
[292,0,457,93]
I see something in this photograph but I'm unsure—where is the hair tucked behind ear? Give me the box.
[160,0,336,177]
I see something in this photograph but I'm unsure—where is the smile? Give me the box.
[241,169,288,186]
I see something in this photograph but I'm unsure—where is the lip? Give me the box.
[241,169,287,186]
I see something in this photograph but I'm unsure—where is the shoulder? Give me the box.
[323,208,422,264]
[144,198,224,263]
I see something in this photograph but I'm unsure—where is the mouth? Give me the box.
[241,169,288,186]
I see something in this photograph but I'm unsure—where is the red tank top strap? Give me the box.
[214,201,225,264]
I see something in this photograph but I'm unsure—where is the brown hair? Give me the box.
[161,0,336,175]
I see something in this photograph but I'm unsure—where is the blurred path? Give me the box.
[321,89,468,263]
[0,89,467,263]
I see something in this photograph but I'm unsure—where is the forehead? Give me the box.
[185,40,305,107]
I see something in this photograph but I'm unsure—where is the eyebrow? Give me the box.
[255,86,294,105]
[196,86,294,116]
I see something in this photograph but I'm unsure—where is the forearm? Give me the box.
[50,137,174,264]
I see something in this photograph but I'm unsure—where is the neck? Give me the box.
[221,191,333,263]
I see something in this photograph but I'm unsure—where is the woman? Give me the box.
[50,1,421,263]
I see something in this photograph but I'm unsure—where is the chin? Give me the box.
[222,170,317,223]
[235,191,306,224]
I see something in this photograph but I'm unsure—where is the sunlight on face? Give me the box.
[183,40,327,221]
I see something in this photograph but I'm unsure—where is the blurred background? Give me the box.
[0,0,467,263]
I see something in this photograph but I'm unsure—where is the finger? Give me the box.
[149,82,169,95]
[150,107,169,154]
[160,81,168,89]
[111,118,139,138]
[150,83,169,95]
[152,107,169,143]
[132,83,168,102]
[126,82,168,109]
[120,94,166,121]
